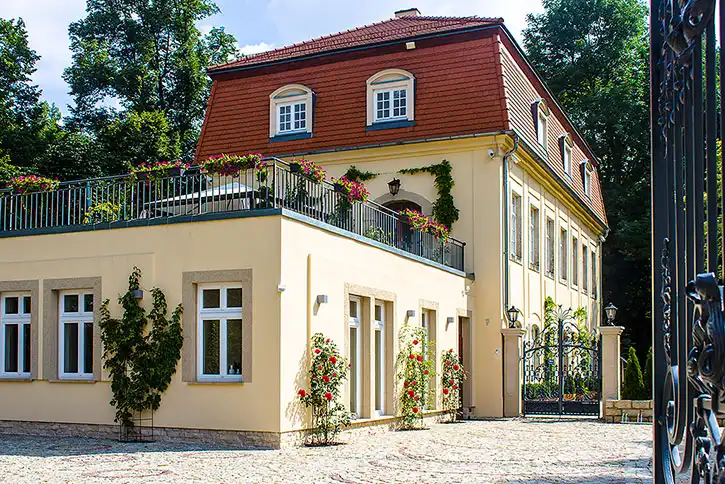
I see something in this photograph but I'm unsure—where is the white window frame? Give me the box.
[373,87,408,123]
[277,101,307,134]
[591,249,598,299]
[366,69,415,126]
[582,245,589,293]
[571,235,579,288]
[58,290,94,380]
[269,84,314,138]
[374,301,385,417]
[582,160,593,197]
[545,217,555,278]
[511,191,522,262]
[197,283,244,382]
[529,204,540,271]
[0,292,31,379]
[563,143,573,177]
[560,226,569,282]
[348,296,362,418]
[537,111,548,148]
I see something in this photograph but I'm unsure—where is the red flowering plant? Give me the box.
[395,324,435,430]
[399,208,450,242]
[331,176,370,203]
[198,153,265,178]
[289,159,326,184]
[129,160,190,181]
[8,175,60,194]
[441,349,467,422]
[297,333,351,445]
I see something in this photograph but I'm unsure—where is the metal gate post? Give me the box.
[557,316,564,417]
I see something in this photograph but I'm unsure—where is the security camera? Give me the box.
[488,149,496,159]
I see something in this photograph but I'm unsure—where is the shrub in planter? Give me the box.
[297,333,351,446]
[331,176,370,203]
[396,324,435,430]
[289,159,326,183]
[130,160,190,180]
[8,174,60,194]
[198,153,264,177]
[622,346,646,400]
[441,349,467,422]
[84,201,121,224]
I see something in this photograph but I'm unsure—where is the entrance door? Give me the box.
[458,316,472,408]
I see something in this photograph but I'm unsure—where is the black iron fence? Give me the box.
[0,158,465,271]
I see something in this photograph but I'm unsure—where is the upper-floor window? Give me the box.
[269,84,314,140]
[366,69,415,129]
[582,245,589,293]
[511,192,522,262]
[530,204,540,271]
[560,227,568,282]
[1,293,31,378]
[581,159,594,197]
[560,134,574,178]
[533,99,550,149]
[59,291,94,380]
[545,217,555,278]
[571,235,579,287]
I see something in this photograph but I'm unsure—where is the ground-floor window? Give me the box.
[59,291,94,380]
[197,284,244,381]
[348,295,362,417]
[422,308,437,409]
[1,293,31,378]
[374,301,385,416]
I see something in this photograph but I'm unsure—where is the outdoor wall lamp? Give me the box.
[316,295,328,305]
[506,305,520,328]
[388,178,401,196]
[604,303,618,326]
[446,316,454,329]
[406,309,416,319]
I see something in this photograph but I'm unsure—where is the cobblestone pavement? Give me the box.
[0,418,651,483]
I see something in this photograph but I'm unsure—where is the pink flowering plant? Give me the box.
[331,176,370,203]
[400,208,450,242]
[130,160,190,180]
[9,175,60,194]
[396,324,435,430]
[297,333,351,446]
[290,159,326,184]
[441,349,467,422]
[198,153,265,177]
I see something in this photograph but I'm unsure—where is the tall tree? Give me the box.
[64,0,238,166]
[523,0,651,355]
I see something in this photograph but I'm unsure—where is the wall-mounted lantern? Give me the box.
[506,305,520,328]
[388,178,401,196]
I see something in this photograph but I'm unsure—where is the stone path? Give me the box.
[0,418,652,483]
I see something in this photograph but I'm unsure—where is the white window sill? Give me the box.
[0,374,32,381]
[195,377,244,384]
[55,376,95,383]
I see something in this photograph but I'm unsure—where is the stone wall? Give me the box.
[603,400,652,423]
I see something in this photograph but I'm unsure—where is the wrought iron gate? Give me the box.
[651,0,725,482]
[522,307,601,417]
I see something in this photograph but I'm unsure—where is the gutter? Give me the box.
[501,132,520,319]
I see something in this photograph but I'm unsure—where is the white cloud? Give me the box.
[239,42,275,56]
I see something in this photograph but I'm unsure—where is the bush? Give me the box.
[622,346,646,400]
[643,346,653,399]
[396,324,435,430]
[441,349,467,422]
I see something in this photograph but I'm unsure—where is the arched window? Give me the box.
[580,159,594,197]
[366,69,415,130]
[559,133,574,177]
[269,84,314,141]
[531,98,550,149]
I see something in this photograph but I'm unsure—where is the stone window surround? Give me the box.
[0,280,40,380]
[42,277,102,382]
[182,270,253,384]
[343,284,396,419]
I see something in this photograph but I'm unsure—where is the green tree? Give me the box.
[523,0,651,353]
[643,346,653,399]
[622,346,645,400]
[64,0,238,165]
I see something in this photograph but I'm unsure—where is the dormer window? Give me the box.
[560,133,574,178]
[367,69,415,130]
[269,84,314,141]
[532,99,549,149]
[581,159,594,197]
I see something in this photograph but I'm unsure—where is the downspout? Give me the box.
[502,133,520,320]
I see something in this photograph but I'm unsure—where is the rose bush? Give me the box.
[441,349,467,422]
[396,324,435,430]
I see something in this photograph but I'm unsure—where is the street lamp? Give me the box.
[506,305,520,328]
[388,178,401,196]
[604,303,618,326]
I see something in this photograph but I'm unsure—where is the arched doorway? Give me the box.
[382,199,422,213]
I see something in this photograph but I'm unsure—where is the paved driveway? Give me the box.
[0,418,651,483]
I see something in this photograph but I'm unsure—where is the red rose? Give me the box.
[329,356,337,364]
[333,372,337,377]
[349,363,352,367]
[324,392,332,401]
[446,361,451,366]
[409,354,415,360]
[449,349,454,353]
[326,339,330,343]
[314,349,320,354]
[298,389,306,398]
[413,339,419,345]
[453,365,459,370]
[404,381,409,388]
[412,407,419,413]
[449,379,454,385]
[412,381,417,386]
[453,385,458,390]
[423,370,429,375]
[443,388,449,395]
[417,356,423,362]
[318,365,322,370]
[414,396,419,401]
[408,390,415,398]
[322,375,330,383]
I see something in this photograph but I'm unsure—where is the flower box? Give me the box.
[166,166,186,178]
[334,184,345,194]
[289,162,302,173]
[8,175,60,194]
[289,159,325,184]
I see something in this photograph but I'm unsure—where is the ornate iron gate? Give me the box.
[522,307,601,417]
[651,0,724,482]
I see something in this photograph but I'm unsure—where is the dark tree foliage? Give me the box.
[622,345,646,400]
[643,346,653,398]
[524,0,651,353]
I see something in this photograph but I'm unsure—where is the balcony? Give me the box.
[0,158,465,271]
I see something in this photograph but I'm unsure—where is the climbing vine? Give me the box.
[398,160,459,229]
[99,267,183,436]
[396,324,435,430]
[343,165,378,183]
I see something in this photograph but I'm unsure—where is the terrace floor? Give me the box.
[0,418,652,483]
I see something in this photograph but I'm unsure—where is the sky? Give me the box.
[0,0,544,116]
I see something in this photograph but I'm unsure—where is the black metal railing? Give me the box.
[651,1,724,482]
[0,158,465,271]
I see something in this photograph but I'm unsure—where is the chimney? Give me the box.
[395,8,421,18]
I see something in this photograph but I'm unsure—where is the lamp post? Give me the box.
[604,303,618,326]
[388,178,401,196]
[506,305,520,328]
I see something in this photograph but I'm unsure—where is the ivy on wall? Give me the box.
[99,267,183,436]
[398,159,459,229]
[343,165,378,183]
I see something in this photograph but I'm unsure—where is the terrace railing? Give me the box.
[0,158,465,271]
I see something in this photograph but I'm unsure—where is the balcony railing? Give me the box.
[0,158,465,271]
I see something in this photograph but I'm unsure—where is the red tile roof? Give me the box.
[208,16,503,73]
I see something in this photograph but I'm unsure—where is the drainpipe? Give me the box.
[502,133,520,321]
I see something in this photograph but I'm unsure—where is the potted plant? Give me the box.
[331,176,369,203]
[131,161,190,180]
[8,175,60,194]
[199,153,264,177]
[289,159,326,183]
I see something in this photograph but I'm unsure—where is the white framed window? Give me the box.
[269,84,314,138]
[511,192,522,262]
[534,99,550,148]
[582,245,589,293]
[571,235,579,287]
[545,217,555,278]
[563,144,572,176]
[421,309,436,410]
[530,204,540,271]
[1,293,31,378]
[591,250,598,299]
[560,227,568,282]
[582,160,594,197]
[197,284,244,381]
[59,291,94,380]
[366,69,415,127]
[560,134,574,178]
[348,296,362,418]
[374,301,385,416]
